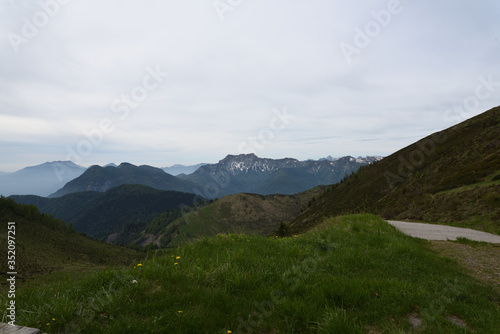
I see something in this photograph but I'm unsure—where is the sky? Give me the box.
[0,0,499,172]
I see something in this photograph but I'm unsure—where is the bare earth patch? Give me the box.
[429,241,500,288]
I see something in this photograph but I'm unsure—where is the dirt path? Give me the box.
[387,220,500,243]
[387,220,500,288]
[428,241,500,287]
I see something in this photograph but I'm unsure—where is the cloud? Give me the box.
[0,0,499,171]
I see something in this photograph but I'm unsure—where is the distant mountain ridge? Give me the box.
[162,163,207,176]
[193,153,382,176]
[195,153,300,175]
[50,163,197,197]
[4,155,382,199]
[0,161,86,197]
[321,155,384,164]
[180,153,381,197]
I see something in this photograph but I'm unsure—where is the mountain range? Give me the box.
[179,153,379,197]
[46,154,379,198]
[1,155,380,199]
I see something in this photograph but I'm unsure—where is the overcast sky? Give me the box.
[0,0,499,171]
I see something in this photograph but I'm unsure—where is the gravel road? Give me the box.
[387,221,500,243]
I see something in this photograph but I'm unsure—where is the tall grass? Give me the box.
[2,214,500,333]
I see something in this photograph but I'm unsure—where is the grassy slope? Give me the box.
[6,215,500,333]
[0,197,142,289]
[289,107,500,235]
[163,186,326,247]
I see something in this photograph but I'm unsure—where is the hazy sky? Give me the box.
[1,0,499,171]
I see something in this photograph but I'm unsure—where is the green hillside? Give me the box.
[289,107,500,235]
[153,186,326,247]
[6,215,500,333]
[0,196,142,287]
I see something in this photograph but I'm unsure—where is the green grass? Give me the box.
[454,237,489,247]
[435,178,500,195]
[3,215,500,333]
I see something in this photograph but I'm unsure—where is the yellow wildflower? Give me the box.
[176,256,181,259]
[174,262,178,265]
[137,263,143,267]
